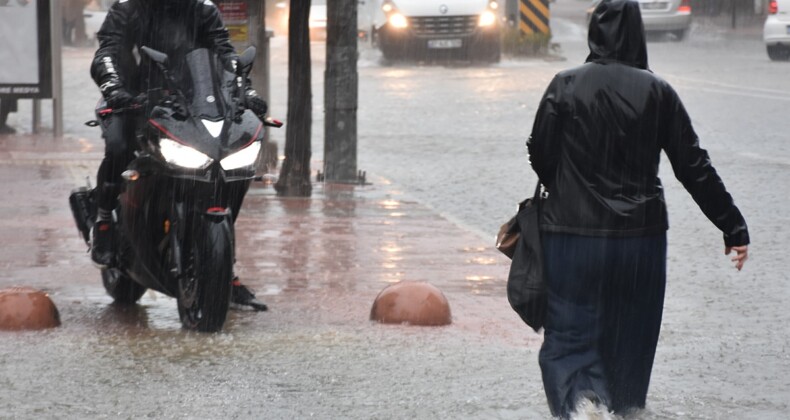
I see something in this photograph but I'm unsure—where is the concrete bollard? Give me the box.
[0,287,61,331]
[370,281,452,326]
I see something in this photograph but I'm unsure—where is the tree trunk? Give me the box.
[275,0,313,196]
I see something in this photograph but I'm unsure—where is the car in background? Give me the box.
[764,0,790,60]
[587,0,692,40]
[376,0,502,62]
[266,0,375,41]
[309,0,328,40]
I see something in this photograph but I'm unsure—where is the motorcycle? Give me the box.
[69,46,281,332]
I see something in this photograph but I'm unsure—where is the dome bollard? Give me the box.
[0,287,61,331]
[370,281,451,326]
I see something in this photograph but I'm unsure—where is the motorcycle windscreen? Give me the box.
[183,49,227,121]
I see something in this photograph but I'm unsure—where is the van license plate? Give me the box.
[427,39,463,49]
[640,2,668,10]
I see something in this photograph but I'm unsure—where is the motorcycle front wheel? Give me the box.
[102,267,147,304]
[177,219,233,332]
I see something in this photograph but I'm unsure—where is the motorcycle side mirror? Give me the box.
[140,46,187,117]
[237,46,256,74]
[141,46,169,66]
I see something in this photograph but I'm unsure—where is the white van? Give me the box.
[372,0,502,62]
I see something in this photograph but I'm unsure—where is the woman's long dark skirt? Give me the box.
[538,232,667,418]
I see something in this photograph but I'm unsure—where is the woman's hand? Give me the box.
[725,245,749,271]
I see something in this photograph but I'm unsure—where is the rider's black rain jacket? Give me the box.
[527,0,749,247]
[90,0,236,96]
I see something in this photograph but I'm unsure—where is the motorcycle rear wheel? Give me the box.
[101,267,147,304]
[177,220,233,332]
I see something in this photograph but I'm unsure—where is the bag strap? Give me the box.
[533,181,545,219]
[532,182,542,201]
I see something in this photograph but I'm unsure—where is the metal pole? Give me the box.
[249,1,272,140]
[256,28,272,141]
[50,0,64,138]
[324,0,358,183]
[32,99,41,133]
[731,0,737,29]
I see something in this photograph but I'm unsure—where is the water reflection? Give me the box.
[35,228,55,267]
[279,198,313,292]
[38,164,54,180]
[95,302,151,330]
[464,275,497,296]
[320,185,358,292]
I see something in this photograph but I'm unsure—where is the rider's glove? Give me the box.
[105,88,137,110]
[105,89,146,111]
[245,90,268,121]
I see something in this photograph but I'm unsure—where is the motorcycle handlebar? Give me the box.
[263,117,283,128]
[97,102,145,116]
[90,97,283,130]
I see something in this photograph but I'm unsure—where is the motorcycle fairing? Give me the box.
[147,106,263,161]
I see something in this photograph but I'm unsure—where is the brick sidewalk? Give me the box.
[0,131,553,419]
[0,131,538,346]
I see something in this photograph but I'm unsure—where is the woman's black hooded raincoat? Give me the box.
[527,0,749,247]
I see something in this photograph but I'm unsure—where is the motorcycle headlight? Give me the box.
[159,139,213,169]
[220,141,261,170]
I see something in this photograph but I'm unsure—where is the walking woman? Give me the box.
[526,0,749,417]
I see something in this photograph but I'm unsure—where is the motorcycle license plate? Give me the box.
[427,39,463,49]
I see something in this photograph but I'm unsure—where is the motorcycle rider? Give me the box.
[90,0,269,311]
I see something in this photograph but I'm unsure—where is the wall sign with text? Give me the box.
[0,0,52,98]
[217,0,250,44]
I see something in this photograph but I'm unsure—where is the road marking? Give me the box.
[668,76,790,102]
[737,152,790,167]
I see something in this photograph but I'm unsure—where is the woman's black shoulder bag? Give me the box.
[497,183,547,332]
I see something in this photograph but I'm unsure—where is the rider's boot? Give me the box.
[231,276,268,311]
[91,209,114,267]
[90,182,120,267]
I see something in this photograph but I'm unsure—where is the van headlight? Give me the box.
[220,141,261,170]
[159,139,213,169]
[388,13,408,29]
[478,10,497,27]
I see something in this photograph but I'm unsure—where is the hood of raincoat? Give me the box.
[586,0,649,69]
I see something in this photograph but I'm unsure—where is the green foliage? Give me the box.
[502,27,552,56]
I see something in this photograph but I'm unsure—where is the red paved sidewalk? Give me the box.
[0,132,540,346]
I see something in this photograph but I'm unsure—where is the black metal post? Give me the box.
[324,0,358,183]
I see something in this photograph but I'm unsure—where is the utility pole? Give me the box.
[323,0,358,183]
[275,0,313,196]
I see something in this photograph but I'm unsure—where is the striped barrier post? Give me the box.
[519,0,551,35]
